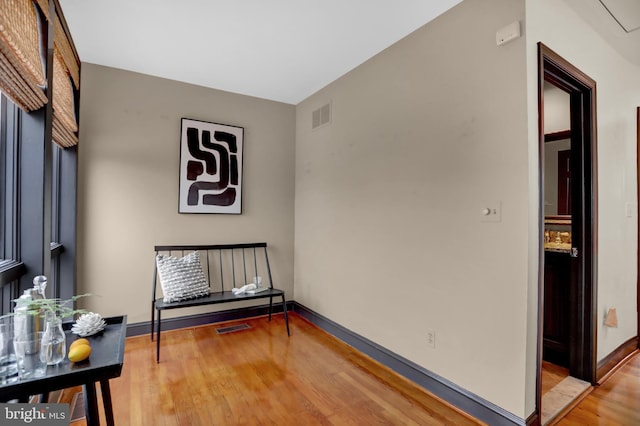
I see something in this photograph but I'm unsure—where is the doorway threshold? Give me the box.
[541,376,591,425]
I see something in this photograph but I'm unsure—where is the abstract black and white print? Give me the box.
[179,118,243,213]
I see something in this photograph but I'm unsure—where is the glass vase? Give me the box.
[0,315,18,383]
[40,317,66,365]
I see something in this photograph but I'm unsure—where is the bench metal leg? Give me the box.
[156,310,162,363]
[151,301,155,341]
[268,296,274,321]
[282,295,290,336]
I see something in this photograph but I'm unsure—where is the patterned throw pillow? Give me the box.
[156,251,210,303]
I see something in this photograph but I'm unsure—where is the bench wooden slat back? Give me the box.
[152,242,273,302]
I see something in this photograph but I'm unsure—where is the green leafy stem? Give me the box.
[13,293,91,320]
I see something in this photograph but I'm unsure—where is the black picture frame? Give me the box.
[178,118,244,214]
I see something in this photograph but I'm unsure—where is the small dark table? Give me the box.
[0,315,127,426]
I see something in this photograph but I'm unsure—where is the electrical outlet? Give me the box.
[426,329,436,349]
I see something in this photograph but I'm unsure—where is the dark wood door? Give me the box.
[543,251,571,367]
[539,42,597,387]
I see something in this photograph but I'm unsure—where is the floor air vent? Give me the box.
[215,323,251,334]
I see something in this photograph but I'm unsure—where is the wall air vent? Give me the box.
[312,102,331,129]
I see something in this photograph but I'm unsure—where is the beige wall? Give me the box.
[544,138,570,216]
[73,0,640,420]
[543,85,571,216]
[526,0,640,416]
[295,0,529,418]
[527,0,640,360]
[543,83,570,134]
[77,63,296,324]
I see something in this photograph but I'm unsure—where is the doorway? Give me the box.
[537,43,597,423]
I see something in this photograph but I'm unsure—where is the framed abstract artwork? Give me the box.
[179,118,244,214]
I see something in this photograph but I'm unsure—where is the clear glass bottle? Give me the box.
[33,275,47,299]
[13,276,46,340]
[40,315,66,365]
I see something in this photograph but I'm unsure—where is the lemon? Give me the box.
[68,343,92,362]
[69,338,90,351]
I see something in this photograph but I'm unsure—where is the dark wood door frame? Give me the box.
[537,42,598,416]
[637,107,640,350]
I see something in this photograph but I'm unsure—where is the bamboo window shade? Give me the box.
[53,46,77,147]
[0,0,80,147]
[0,0,48,110]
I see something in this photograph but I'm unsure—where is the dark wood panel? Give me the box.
[543,251,571,367]
[545,130,571,142]
[637,107,640,351]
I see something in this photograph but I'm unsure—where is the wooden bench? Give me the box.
[151,242,290,362]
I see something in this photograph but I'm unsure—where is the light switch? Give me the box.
[625,203,633,218]
[481,201,501,222]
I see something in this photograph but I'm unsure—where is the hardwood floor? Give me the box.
[62,313,640,425]
[541,361,569,395]
[66,313,481,425]
[558,351,640,425]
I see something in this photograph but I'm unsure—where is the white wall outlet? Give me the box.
[481,201,501,222]
[625,202,633,218]
[426,329,436,349]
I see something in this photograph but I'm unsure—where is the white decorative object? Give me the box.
[231,283,256,295]
[71,312,106,337]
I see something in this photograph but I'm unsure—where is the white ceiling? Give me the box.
[58,0,463,104]
[566,0,640,65]
[599,0,640,32]
[59,0,640,104]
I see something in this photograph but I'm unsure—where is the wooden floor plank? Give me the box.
[62,314,640,425]
[541,361,570,395]
[63,314,640,425]
[66,313,481,425]
[558,352,640,425]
